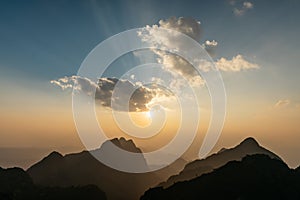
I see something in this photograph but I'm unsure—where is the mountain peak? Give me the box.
[108,137,141,153]
[160,137,281,188]
[48,151,63,157]
[41,151,63,162]
[239,137,259,147]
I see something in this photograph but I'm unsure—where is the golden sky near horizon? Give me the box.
[0,76,299,168]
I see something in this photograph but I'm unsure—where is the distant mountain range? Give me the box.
[1,137,298,200]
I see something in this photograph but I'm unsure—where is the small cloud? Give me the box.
[274,99,290,108]
[243,1,253,9]
[231,1,254,16]
[50,77,73,90]
[233,8,245,16]
[215,54,259,72]
[51,76,98,93]
[202,40,218,56]
[204,40,218,47]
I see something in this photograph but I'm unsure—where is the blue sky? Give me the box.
[1,0,299,81]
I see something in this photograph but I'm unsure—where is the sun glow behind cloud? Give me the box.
[129,111,152,128]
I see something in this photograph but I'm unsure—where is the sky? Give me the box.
[0,0,300,168]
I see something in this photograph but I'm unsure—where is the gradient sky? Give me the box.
[0,0,300,168]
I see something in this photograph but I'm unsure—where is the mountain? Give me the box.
[110,137,142,153]
[0,167,34,199]
[141,154,300,200]
[0,167,106,200]
[25,137,287,199]
[27,138,161,200]
[159,137,281,188]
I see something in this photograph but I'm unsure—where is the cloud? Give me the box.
[137,17,203,53]
[50,78,72,90]
[96,77,170,112]
[215,54,259,72]
[51,76,97,95]
[158,17,219,63]
[232,1,254,16]
[274,99,290,108]
[158,17,202,41]
[51,76,171,112]
[137,17,259,89]
[243,1,253,9]
[202,40,218,56]
[204,40,218,47]
[155,50,204,82]
[137,17,207,88]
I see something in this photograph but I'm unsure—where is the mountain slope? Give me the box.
[141,154,300,200]
[160,137,281,188]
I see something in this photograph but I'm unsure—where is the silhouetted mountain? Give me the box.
[24,137,294,199]
[110,137,141,153]
[0,167,34,199]
[27,138,160,200]
[159,137,281,188]
[0,167,106,200]
[36,185,106,200]
[141,154,300,200]
[296,166,300,173]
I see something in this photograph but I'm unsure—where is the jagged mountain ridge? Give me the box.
[159,137,281,188]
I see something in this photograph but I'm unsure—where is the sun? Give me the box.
[146,111,152,119]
